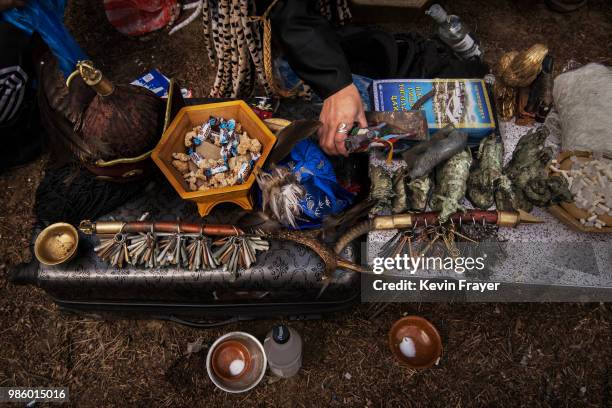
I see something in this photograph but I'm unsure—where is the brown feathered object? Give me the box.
[77,61,164,161]
[38,57,163,174]
[38,52,97,161]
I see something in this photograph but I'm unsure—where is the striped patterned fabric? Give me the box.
[0,65,28,125]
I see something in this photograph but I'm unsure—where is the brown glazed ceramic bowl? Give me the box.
[206,332,266,393]
[388,316,443,369]
[211,340,251,381]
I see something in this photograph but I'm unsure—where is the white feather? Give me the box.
[256,167,305,228]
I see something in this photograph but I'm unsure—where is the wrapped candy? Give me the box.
[237,162,251,184]
[205,164,229,177]
[172,115,261,191]
[219,128,231,145]
[189,152,205,168]
[250,152,261,167]
[194,122,212,145]
[220,144,232,162]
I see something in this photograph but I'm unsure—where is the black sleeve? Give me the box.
[269,0,353,99]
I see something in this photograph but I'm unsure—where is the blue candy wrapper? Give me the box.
[206,164,229,177]
[231,139,239,156]
[250,152,261,166]
[219,128,232,145]
[236,162,250,184]
[189,152,204,168]
[220,145,232,162]
[195,122,211,142]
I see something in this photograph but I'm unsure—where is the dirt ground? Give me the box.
[1,1,611,407]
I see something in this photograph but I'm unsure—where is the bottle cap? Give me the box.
[425,4,448,24]
[272,325,291,344]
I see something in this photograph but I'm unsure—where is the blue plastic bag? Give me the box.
[1,0,88,77]
[279,139,354,229]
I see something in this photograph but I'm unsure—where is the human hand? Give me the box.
[318,83,367,156]
[0,0,26,12]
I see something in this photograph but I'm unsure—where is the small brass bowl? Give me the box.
[34,223,79,266]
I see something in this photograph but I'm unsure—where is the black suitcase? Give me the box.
[12,96,363,325]
[14,182,361,325]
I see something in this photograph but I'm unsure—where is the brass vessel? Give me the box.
[34,223,79,266]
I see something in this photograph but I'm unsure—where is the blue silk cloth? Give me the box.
[279,138,354,229]
[1,0,88,77]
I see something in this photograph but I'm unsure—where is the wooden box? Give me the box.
[151,101,276,216]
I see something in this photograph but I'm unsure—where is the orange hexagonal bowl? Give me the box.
[151,101,276,216]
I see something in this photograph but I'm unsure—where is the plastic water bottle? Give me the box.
[263,325,302,378]
[426,4,482,60]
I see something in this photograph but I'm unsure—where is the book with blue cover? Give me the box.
[371,78,496,144]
